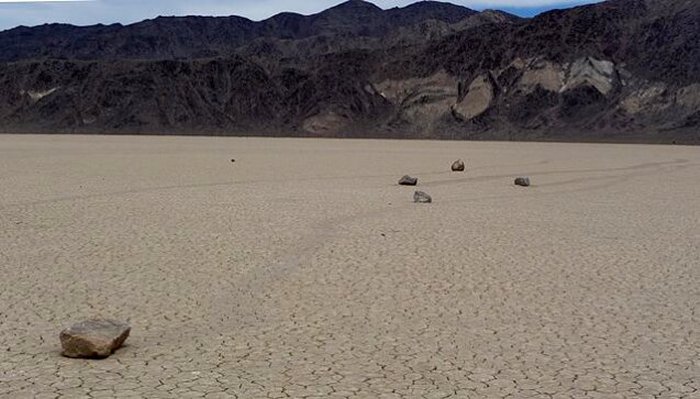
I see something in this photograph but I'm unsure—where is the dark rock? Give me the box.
[451,159,465,172]
[60,319,130,359]
[514,177,531,187]
[414,191,432,203]
[399,175,418,186]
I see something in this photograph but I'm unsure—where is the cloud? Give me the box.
[0,0,600,31]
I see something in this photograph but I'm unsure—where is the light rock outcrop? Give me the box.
[519,59,565,93]
[452,74,494,120]
[302,111,350,135]
[561,57,616,95]
[19,87,59,103]
[377,71,458,133]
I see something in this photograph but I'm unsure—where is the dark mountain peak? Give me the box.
[142,14,254,25]
[268,11,305,21]
[390,1,477,24]
[399,1,475,14]
[309,0,385,37]
[323,0,383,15]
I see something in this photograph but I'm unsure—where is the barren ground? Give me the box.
[0,135,698,398]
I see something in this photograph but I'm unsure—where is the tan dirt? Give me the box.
[1,134,699,398]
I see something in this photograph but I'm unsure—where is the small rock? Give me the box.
[414,191,432,203]
[230,159,236,163]
[451,159,465,172]
[60,319,130,359]
[514,177,531,187]
[398,175,418,186]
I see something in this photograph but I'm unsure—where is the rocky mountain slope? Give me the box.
[0,0,697,143]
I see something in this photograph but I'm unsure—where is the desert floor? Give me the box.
[0,135,699,399]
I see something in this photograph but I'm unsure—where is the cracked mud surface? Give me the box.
[1,135,699,398]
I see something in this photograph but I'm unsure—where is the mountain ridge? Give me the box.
[0,0,698,143]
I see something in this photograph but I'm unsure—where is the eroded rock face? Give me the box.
[376,71,458,133]
[453,74,494,120]
[509,57,617,97]
[621,84,669,114]
[562,57,617,96]
[60,319,131,359]
[675,84,700,109]
[302,111,350,135]
[451,159,465,172]
[399,175,418,185]
[518,59,565,94]
[371,51,697,140]
[618,82,700,130]
[414,191,432,203]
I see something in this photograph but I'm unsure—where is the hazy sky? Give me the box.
[0,0,601,31]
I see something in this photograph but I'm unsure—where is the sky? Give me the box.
[0,0,601,32]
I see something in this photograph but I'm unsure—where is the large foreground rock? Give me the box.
[60,319,131,358]
[414,191,432,203]
[399,175,418,186]
[515,177,531,187]
[451,159,465,172]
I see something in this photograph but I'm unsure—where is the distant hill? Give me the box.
[0,0,698,143]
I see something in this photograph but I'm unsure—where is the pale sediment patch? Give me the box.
[22,87,59,102]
